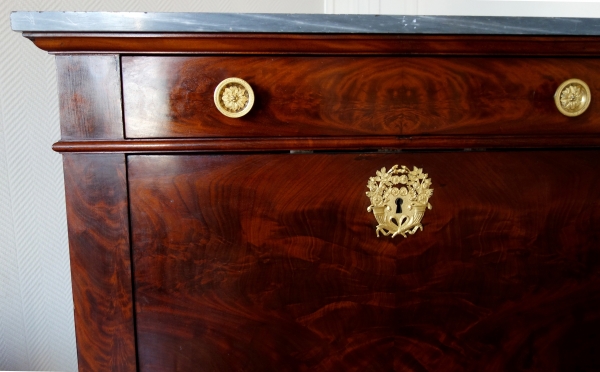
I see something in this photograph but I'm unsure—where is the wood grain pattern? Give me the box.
[129,151,600,371]
[23,33,600,56]
[122,56,600,139]
[56,55,124,140]
[52,135,600,154]
[63,154,136,372]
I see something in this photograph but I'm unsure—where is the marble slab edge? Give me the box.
[10,12,600,35]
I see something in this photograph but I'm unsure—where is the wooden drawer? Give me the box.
[123,56,600,139]
[128,150,600,371]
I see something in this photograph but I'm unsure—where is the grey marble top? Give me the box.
[10,12,600,35]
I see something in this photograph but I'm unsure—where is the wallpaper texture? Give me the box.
[0,1,321,371]
[327,0,600,16]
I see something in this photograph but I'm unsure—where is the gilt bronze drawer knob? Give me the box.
[366,165,433,238]
[555,78,591,117]
[214,77,255,118]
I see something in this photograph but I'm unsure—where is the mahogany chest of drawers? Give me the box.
[12,12,600,371]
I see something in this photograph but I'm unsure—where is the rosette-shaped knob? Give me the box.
[554,78,591,117]
[214,77,255,118]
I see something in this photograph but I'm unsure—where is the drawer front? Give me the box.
[129,151,600,371]
[123,56,600,138]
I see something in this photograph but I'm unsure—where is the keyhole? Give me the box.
[395,198,403,214]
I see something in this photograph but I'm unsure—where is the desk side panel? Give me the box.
[63,154,136,372]
[56,55,124,140]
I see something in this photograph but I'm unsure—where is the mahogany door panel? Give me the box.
[128,151,600,371]
[122,56,600,139]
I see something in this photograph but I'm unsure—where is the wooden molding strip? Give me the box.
[25,33,600,55]
[53,136,600,153]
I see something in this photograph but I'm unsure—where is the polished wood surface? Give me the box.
[53,135,600,153]
[24,33,600,56]
[123,56,600,139]
[56,55,123,140]
[63,154,136,372]
[129,151,600,371]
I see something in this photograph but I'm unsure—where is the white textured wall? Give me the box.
[326,0,600,16]
[0,2,322,371]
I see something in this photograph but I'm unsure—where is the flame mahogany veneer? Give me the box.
[121,56,600,138]
[129,152,600,372]
[25,26,600,372]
